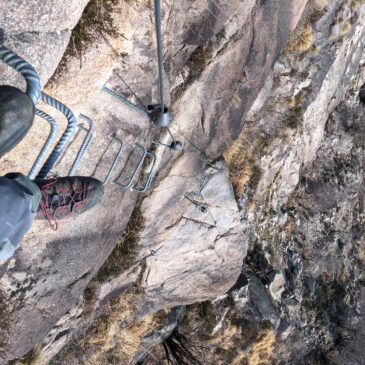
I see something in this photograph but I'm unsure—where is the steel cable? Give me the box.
[169,126,225,172]
[154,0,165,112]
[114,70,147,111]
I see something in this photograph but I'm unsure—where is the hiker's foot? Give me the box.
[0,85,35,157]
[35,176,104,227]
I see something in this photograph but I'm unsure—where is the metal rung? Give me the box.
[113,143,146,189]
[0,37,41,106]
[35,92,77,180]
[69,115,94,176]
[102,86,149,119]
[28,109,58,180]
[103,133,124,185]
[131,151,157,193]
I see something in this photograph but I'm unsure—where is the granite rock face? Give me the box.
[140,1,365,362]
[0,0,89,33]
[139,162,245,309]
[0,0,364,364]
[0,0,89,89]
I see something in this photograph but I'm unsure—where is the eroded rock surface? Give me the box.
[141,1,364,361]
[1,0,363,363]
[139,162,245,309]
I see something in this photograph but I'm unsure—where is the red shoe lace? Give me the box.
[73,184,87,211]
[39,176,59,231]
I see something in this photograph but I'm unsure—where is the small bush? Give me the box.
[285,26,314,54]
[189,43,213,73]
[339,22,352,36]
[350,0,365,9]
[68,0,120,58]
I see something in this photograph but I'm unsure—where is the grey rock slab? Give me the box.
[269,272,286,302]
[0,0,310,361]
[169,0,304,159]
[247,275,280,328]
[0,70,155,364]
[0,0,89,33]
[121,0,307,316]
[138,161,247,308]
[0,31,71,89]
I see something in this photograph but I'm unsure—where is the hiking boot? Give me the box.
[0,85,35,157]
[35,176,104,229]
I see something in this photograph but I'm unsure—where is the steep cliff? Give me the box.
[0,0,363,364]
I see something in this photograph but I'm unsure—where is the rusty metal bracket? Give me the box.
[0,36,40,106]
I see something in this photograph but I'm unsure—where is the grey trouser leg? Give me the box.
[0,173,41,260]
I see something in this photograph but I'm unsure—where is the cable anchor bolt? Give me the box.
[184,194,207,213]
[147,104,172,128]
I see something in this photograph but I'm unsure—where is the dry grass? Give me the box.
[50,285,168,364]
[308,0,330,11]
[339,22,352,36]
[224,129,264,199]
[285,26,314,54]
[216,323,241,348]
[246,329,276,365]
[84,286,144,364]
[86,302,168,364]
[351,0,365,9]
[287,99,296,108]
[197,317,243,365]
[87,312,155,364]
[144,298,282,365]
[179,303,278,365]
